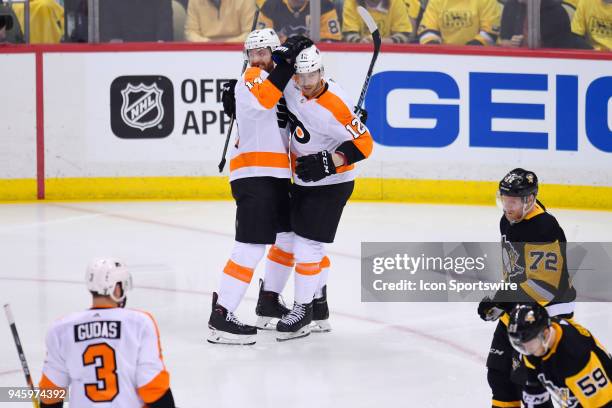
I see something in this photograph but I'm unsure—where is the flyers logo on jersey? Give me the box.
[287,110,311,144]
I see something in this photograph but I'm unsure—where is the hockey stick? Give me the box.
[218,7,261,173]
[355,6,381,113]
[4,304,40,408]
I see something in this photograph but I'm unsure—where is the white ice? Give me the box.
[1,201,611,407]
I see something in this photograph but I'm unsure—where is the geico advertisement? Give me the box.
[42,51,611,181]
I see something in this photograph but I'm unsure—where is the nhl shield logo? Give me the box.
[111,76,174,139]
[120,83,164,131]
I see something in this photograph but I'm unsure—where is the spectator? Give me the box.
[561,0,578,20]
[571,0,612,51]
[0,2,24,43]
[258,0,341,42]
[418,0,501,45]
[185,0,255,42]
[403,0,423,38]
[499,0,589,48]
[343,0,413,43]
[12,0,64,43]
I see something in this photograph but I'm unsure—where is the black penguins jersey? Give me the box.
[523,319,612,408]
[495,200,576,314]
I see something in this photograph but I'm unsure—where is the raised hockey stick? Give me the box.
[4,304,40,408]
[355,6,381,113]
[218,7,261,173]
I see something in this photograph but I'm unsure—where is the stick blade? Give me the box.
[357,6,378,34]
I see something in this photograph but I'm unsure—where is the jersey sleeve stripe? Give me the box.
[137,369,171,404]
[230,152,290,172]
[316,90,374,160]
[244,67,284,109]
[39,374,65,404]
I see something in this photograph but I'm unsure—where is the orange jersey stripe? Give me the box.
[223,259,254,283]
[316,90,374,159]
[230,152,290,172]
[138,369,171,404]
[267,245,295,267]
[244,67,283,109]
[39,374,65,404]
[296,262,322,276]
[320,256,331,268]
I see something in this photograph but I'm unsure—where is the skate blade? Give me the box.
[255,315,279,330]
[310,320,331,333]
[207,328,256,345]
[276,326,311,342]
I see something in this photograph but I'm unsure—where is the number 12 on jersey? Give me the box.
[345,118,367,139]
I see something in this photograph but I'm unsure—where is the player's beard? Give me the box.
[301,79,324,98]
[252,59,274,73]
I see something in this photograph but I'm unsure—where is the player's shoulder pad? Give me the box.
[556,321,593,365]
[316,80,354,123]
[126,308,161,332]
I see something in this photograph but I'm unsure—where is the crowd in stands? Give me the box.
[0,0,609,50]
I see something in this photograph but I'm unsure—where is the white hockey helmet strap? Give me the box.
[86,258,133,303]
[244,28,281,52]
[295,45,323,74]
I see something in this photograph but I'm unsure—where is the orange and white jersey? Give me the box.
[230,66,291,182]
[283,78,374,187]
[39,307,170,407]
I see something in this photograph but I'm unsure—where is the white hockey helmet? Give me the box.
[85,258,133,304]
[244,28,281,52]
[295,45,323,74]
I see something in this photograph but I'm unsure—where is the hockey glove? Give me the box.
[477,296,504,321]
[272,35,314,65]
[354,107,368,125]
[221,79,237,117]
[295,150,336,182]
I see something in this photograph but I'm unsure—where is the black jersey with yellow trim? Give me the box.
[494,200,576,312]
[258,0,341,41]
[523,319,612,408]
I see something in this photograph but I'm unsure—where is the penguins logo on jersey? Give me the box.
[502,236,524,281]
[537,374,579,408]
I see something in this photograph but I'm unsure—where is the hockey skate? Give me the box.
[276,301,312,342]
[208,292,257,345]
[255,279,290,330]
[311,285,331,333]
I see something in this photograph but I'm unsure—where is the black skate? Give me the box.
[208,292,257,345]
[311,285,331,333]
[255,279,290,330]
[276,301,313,342]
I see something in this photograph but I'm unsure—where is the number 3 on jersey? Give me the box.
[345,118,366,139]
[82,343,119,402]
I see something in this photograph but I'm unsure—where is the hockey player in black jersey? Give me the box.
[508,303,612,407]
[478,168,577,408]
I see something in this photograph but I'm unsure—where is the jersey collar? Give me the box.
[524,202,545,221]
[542,322,563,361]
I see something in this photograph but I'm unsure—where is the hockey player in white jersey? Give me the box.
[275,45,374,340]
[38,258,175,408]
[208,29,314,345]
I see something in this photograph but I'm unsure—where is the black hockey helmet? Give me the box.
[499,168,538,198]
[507,303,551,343]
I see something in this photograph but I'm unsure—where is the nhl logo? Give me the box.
[120,83,164,131]
[110,75,174,139]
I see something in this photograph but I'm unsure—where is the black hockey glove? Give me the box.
[221,79,237,117]
[477,296,504,321]
[295,150,336,182]
[354,107,368,125]
[272,35,314,65]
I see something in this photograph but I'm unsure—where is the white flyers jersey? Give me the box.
[39,307,170,407]
[229,66,291,182]
[283,78,374,187]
